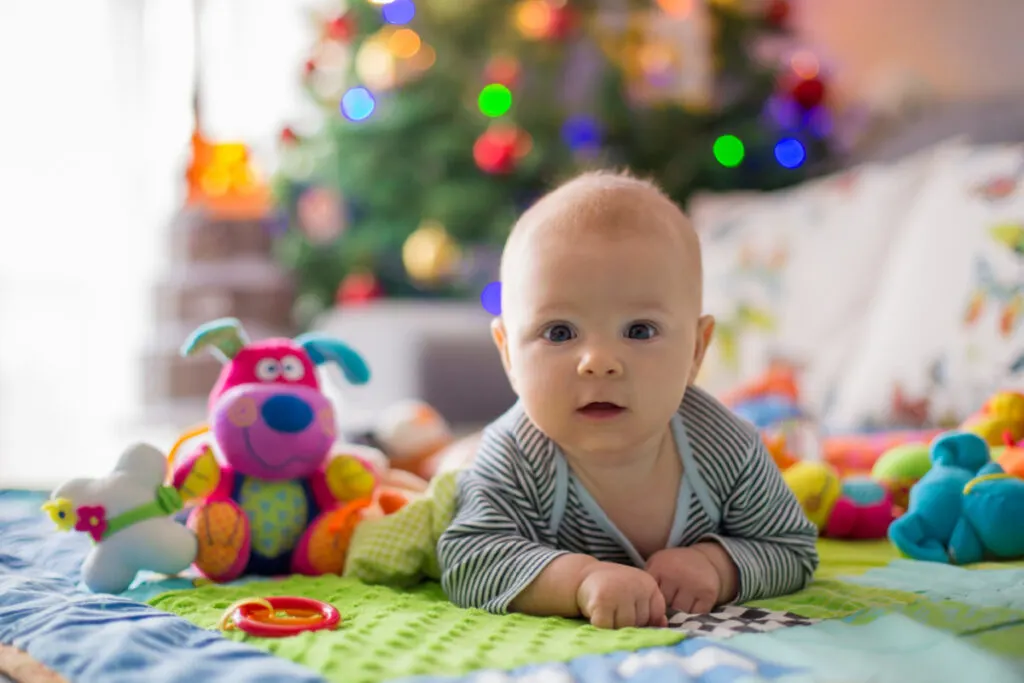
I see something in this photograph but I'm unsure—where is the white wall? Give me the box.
[795,0,1024,109]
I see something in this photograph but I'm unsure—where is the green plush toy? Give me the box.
[872,443,933,509]
[343,469,460,586]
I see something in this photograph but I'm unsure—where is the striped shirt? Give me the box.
[437,386,819,613]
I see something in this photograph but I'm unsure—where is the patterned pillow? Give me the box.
[825,140,1024,431]
[691,140,953,421]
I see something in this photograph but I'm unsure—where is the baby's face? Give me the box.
[493,198,712,464]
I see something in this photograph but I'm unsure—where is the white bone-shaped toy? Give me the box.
[42,442,198,594]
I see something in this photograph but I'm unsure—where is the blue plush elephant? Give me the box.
[888,430,1024,565]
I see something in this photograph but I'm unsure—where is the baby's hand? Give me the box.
[645,543,737,614]
[575,562,668,629]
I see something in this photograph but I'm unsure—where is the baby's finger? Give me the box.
[672,590,698,615]
[615,601,637,630]
[657,578,679,611]
[590,605,615,630]
[689,582,718,615]
[690,593,716,615]
[634,595,650,628]
[649,587,668,628]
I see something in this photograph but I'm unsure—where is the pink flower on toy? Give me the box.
[75,505,108,542]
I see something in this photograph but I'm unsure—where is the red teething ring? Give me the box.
[231,596,341,638]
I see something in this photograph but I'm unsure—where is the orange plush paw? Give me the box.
[292,499,372,576]
[188,500,250,582]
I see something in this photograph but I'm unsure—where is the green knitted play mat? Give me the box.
[147,540,1024,683]
[149,576,683,683]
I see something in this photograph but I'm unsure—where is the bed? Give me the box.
[3,486,1024,683]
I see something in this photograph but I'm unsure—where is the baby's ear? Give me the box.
[490,317,515,388]
[688,315,716,384]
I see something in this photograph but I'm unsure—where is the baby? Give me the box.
[436,170,818,629]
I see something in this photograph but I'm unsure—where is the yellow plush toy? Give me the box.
[783,461,842,530]
[961,391,1024,446]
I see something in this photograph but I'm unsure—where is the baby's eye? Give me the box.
[542,324,576,343]
[625,322,658,340]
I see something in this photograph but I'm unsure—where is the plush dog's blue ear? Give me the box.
[181,318,249,363]
[295,333,371,385]
[930,431,990,473]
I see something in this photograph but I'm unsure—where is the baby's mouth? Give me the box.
[577,402,626,419]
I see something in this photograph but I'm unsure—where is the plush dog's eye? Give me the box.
[281,354,306,381]
[255,358,281,381]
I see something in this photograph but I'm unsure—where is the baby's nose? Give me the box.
[577,350,623,377]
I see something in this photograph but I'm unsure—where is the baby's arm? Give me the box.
[439,462,665,625]
[702,433,819,602]
[437,427,580,615]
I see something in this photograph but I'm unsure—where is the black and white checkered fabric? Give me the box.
[667,605,818,638]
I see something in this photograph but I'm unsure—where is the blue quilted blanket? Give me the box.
[4,490,1024,683]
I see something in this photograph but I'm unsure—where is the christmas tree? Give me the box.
[272,0,834,326]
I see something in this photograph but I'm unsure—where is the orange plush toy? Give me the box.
[721,361,801,408]
[995,433,1024,479]
[765,433,799,471]
[349,399,488,499]
[372,400,456,482]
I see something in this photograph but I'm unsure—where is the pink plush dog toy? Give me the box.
[171,317,382,583]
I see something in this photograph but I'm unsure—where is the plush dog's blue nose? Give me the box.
[261,395,314,433]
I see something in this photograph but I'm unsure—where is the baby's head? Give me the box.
[491,170,714,463]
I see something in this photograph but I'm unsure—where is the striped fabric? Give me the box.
[437,386,819,614]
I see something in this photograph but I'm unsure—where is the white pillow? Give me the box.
[825,140,1024,430]
[692,139,954,419]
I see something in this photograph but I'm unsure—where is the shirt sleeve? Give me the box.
[702,433,819,603]
[437,425,570,613]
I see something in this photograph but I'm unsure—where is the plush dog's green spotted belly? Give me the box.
[238,478,309,558]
